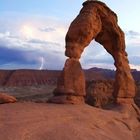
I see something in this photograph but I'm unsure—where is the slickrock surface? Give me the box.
[0,102,139,140]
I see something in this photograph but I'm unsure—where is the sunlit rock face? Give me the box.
[51,0,135,104]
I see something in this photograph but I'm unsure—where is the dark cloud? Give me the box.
[0,44,66,70]
[0,46,39,65]
[0,29,66,70]
[39,27,56,32]
[0,27,139,70]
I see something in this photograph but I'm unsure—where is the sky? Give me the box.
[0,0,140,70]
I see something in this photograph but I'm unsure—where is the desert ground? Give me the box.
[0,102,140,140]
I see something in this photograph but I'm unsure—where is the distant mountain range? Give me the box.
[0,67,139,87]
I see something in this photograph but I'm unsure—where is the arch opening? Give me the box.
[80,40,115,70]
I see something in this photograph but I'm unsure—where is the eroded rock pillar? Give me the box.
[113,51,136,104]
[50,58,86,104]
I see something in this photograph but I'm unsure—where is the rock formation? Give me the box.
[86,80,140,108]
[0,93,17,104]
[86,80,114,107]
[50,58,85,104]
[0,102,140,140]
[51,0,136,104]
[135,82,140,107]
[0,70,59,87]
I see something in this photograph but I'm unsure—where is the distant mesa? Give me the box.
[0,68,140,106]
[0,69,60,87]
[0,68,140,87]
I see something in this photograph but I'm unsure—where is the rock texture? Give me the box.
[135,82,140,107]
[50,58,86,104]
[1,68,140,87]
[0,103,139,140]
[86,80,140,108]
[51,0,135,104]
[0,93,17,104]
[86,80,114,107]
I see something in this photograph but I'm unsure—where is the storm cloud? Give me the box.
[0,15,140,70]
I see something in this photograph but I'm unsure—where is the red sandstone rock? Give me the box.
[51,58,86,104]
[116,98,135,104]
[135,82,140,107]
[49,95,85,104]
[0,102,139,140]
[0,70,60,87]
[53,0,135,104]
[57,58,86,96]
[86,80,114,107]
[86,80,140,108]
[0,93,17,104]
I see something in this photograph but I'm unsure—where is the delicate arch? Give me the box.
[50,0,135,104]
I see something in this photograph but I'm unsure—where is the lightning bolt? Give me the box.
[39,57,44,70]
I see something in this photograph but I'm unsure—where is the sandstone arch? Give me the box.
[50,0,136,104]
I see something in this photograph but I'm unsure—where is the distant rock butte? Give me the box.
[0,70,60,87]
[0,69,140,106]
[51,0,136,104]
[0,68,140,87]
